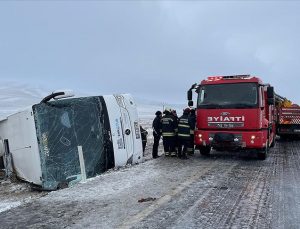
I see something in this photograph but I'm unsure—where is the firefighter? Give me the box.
[140,125,148,153]
[152,111,162,159]
[171,109,179,156]
[171,109,178,119]
[177,108,193,159]
[187,108,196,155]
[161,109,177,156]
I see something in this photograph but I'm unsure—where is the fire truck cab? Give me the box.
[188,75,276,160]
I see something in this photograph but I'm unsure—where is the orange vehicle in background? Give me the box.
[275,95,300,138]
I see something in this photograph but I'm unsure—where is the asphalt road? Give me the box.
[0,139,299,229]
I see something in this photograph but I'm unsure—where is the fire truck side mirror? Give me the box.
[267,87,275,105]
[187,90,193,101]
[267,87,274,99]
[267,98,274,105]
[188,100,194,107]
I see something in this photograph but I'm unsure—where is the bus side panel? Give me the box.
[121,94,143,164]
[103,94,143,166]
[103,95,130,166]
[0,108,42,185]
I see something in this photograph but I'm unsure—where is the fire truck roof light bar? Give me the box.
[222,75,251,79]
[206,75,252,81]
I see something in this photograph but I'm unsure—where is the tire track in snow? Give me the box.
[118,160,221,229]
[271,140,300,229]
[123,161,238,229]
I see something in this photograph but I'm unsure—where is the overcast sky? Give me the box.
[0,1,300,104]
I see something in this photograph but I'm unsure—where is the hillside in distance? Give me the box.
[0,83,185,120]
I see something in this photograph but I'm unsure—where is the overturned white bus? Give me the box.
[0,93,143,190]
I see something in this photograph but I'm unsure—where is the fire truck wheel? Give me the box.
[270,136,276,148]
[279,135,288,141]
[199,146,211,156]
[257,147,268,160]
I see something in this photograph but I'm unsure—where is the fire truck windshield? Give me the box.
[197,83,258,109]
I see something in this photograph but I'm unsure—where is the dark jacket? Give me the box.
[140,126,148,142]
[161,113,178,137]
[178,114,193,139]
[152,116,162,136]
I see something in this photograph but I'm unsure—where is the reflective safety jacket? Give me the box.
[161,114,178,137]
[178,114,192,139]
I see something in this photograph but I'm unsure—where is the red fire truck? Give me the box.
[187,75,276,160]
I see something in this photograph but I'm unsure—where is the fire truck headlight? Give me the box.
[209,137,213,141]
[251,135,256,140]
[198,134,202,138]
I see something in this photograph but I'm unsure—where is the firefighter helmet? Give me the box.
[163,108,171,115]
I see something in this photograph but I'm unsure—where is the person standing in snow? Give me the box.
[177,108,193,159]
[187,108,196,155]
[161,109,177,156]
[152,111,162,159]
[171,109,180,157]
[140,125,148,153]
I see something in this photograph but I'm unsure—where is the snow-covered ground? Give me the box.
[0,179,47,214]
[1,140,300,228]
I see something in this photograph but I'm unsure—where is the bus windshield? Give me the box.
[33,96,114,190]
[197,83,258,109]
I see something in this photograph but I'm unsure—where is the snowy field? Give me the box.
[0,83,185,121]
[1,140,300,228]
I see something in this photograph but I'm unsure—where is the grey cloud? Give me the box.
[0,2,299,104]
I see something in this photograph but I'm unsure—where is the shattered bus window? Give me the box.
[33,96,114,190]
